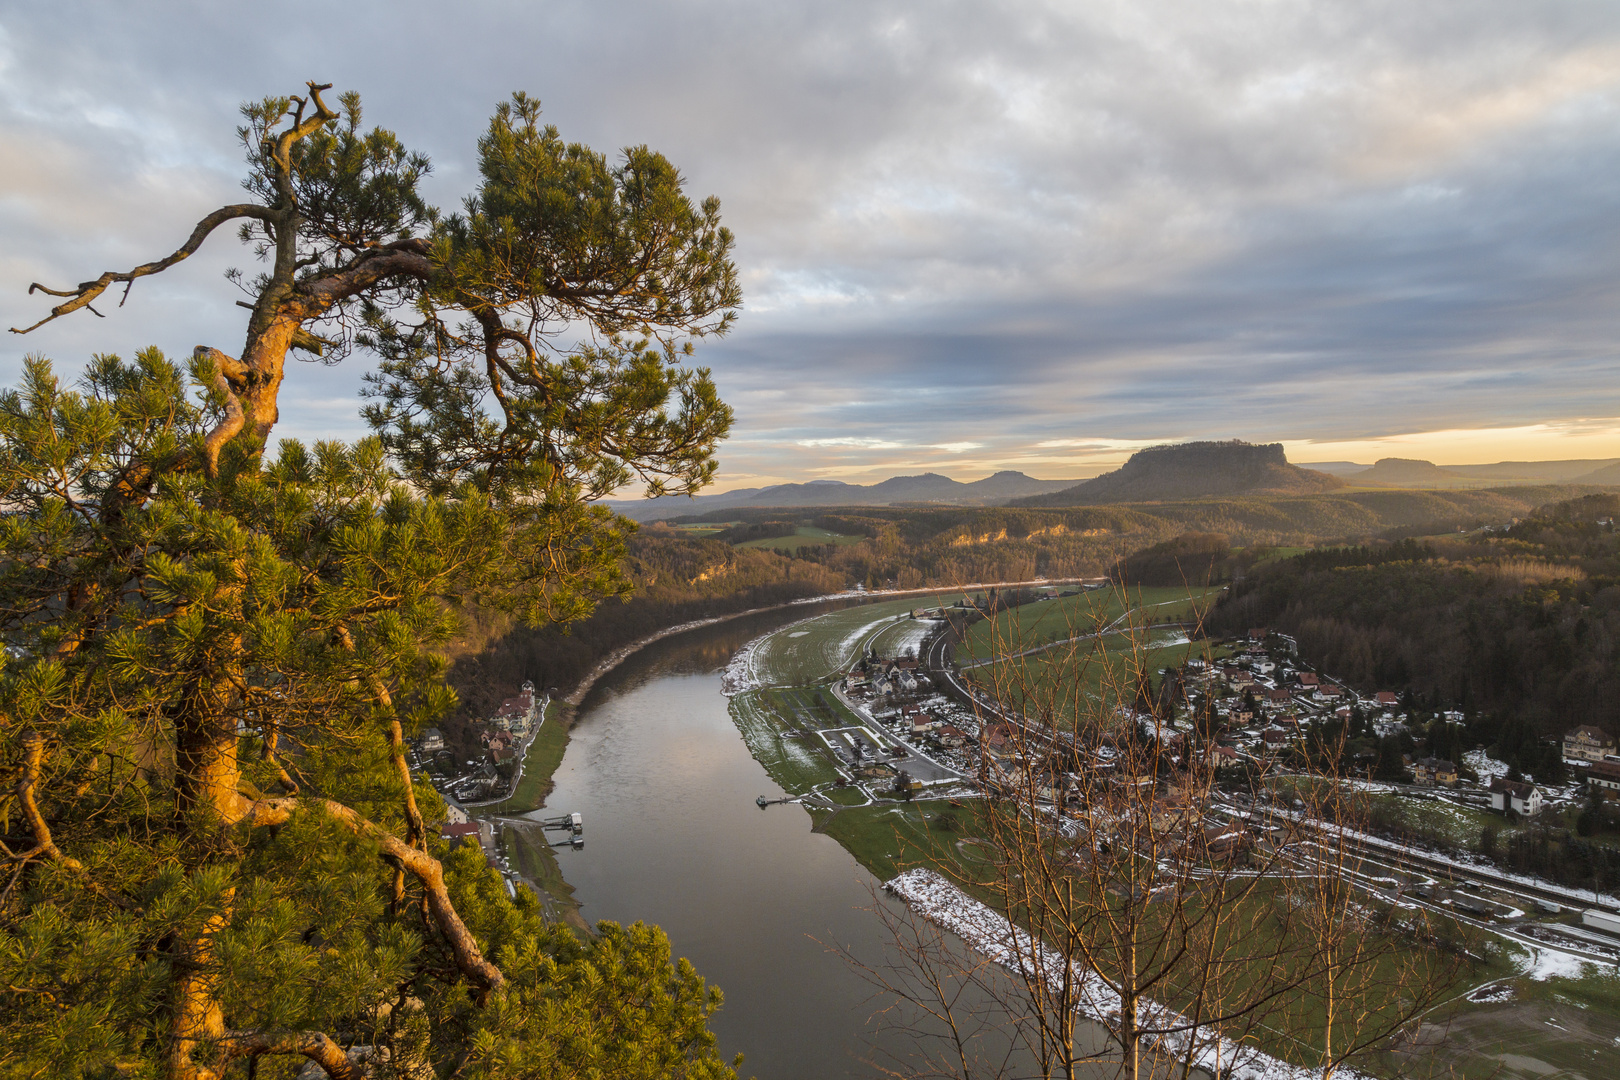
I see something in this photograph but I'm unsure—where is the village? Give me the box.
[415,679,545,804]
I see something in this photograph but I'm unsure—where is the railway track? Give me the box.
[928,617,1620,932]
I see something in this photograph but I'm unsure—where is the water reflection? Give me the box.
[515,602,1089,1080]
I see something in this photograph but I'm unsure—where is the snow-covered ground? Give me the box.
[885,869,1370,1080]
[1464,748,1510,784]
[1524,947,1596,982]
[875,617,942,659]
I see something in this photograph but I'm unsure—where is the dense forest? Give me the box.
[439,532,843,749]
[1210,493,1620,739]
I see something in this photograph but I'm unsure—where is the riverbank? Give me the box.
[466,578,1093,943]
[475,700,566,814]
[495,576,1095,816]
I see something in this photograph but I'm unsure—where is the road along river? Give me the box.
[505,602,1097,1079]
[515,604,917,1077]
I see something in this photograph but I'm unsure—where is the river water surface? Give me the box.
[508,603,1125,1080]
[519,605,915,1078]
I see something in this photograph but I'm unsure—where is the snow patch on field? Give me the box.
[836,616,898,662]
[1526,947,1594,982]
[1465,749,1510,784]
[878,618,941,658]
[721,637,764,696]
[885,869,1367,1080]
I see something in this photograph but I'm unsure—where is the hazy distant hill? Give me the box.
[1348,458,1464,485]
[1449,459,1620,482]
[605,470,1081,521]
[1013,441,1342,506]
[1574,462,1620,485]
[1297,461,1372,477]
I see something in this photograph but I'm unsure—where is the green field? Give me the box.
[814,796,1519,1075]
[662,521,738,537]
[734,525,865,551]
[1363,791,1506,850]
[1379,963,1620,1079]
[743,592,974,686]
[479,700,566,814]
[963,584,1223,662]
[971,629,1228,707]
[728,688,852,792]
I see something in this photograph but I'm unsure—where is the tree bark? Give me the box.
[166,888,234,1080]
[243,796,505,996]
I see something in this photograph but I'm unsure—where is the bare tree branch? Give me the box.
[10,205,271,335]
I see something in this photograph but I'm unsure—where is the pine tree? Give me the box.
[3,84,740,1080]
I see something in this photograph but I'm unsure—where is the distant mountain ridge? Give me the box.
[1348,458,1464,485]
[1338,457,1620,489]
[605,470,1082,521]
[1574,462,1620,486]
[1013,441,1343,506]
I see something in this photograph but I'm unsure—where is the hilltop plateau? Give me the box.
[1348,457,1464,485]
[1012,440,1342,505]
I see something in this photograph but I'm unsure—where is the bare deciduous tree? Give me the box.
[852,584,1464,1080]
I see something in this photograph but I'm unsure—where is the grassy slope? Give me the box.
[746,592,972,686]
[734,525,865,551]
[480,701,567,815]
[816,794,1511,1073]
[972,631,1232,704]
[964,584,1222,661]
[501,821,591,936]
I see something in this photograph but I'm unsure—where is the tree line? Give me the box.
[1210,499,1620,740]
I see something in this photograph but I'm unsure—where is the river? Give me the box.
[511,604,917,1077]
[509,602,1116,1079]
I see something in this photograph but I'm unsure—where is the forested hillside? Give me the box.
[1210,494,1620,736]
[441,533,842,738]
[447,484,1611,734]
[670,485,1601,590]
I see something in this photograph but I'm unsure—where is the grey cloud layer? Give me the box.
[2,1,1617,478]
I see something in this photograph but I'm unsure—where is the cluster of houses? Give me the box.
[414,680,545,804]
[1190,630,1600,819]
[1567,724,1620,799]
[1186,631,1371,759]
[844,655,930,699]
[897,702,970,748]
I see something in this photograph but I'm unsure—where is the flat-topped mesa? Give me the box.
[1348,457,1463,485]
[1015,439,1344,506]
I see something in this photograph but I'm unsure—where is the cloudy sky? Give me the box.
[4,1,1620,490]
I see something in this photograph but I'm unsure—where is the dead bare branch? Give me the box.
[10,205,271,335]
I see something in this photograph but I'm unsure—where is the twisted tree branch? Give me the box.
[242,796,505,997]
[11,730,84,873]
[194,347,247,477]
[10,205,272,335]
[220,1029,364,1080]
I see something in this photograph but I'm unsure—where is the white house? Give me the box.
[1488,778,1542,817]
